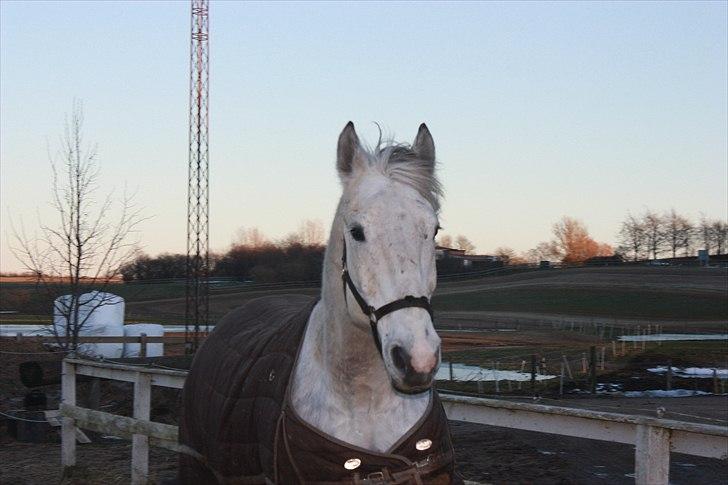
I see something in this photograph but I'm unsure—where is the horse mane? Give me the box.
[360,139,443,212]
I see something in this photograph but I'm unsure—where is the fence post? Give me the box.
[132,372,152,485]
[581,353,587,374]
[666,360,672,391]
[494,361,500,394]
[61,360,77,469]
[713,369,720,395]
[559,362,565,397]
[140,333,148,359]
[562,355,573,380]
[530,354,536,395]
[600,346,606,371]
[612,340,617,357]
[589,346,597,394]
[449,361,453,381]
[635,424,670,485]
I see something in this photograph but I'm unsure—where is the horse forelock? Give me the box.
[357,141,442,213]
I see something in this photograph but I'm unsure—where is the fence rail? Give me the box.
[5,334,205,358]
[58,358,727,485]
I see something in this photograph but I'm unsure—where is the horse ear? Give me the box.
[413,123,435,164]
[337,121,361,177]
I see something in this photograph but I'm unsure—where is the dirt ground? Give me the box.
[2,414,726,485]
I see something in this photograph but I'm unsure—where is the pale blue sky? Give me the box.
[1,1,726,272]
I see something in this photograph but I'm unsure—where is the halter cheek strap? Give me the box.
[341,237,434,357]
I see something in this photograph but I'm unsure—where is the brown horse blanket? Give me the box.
[179,295,457,484]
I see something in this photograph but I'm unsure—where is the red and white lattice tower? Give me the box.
[185,0,210,353]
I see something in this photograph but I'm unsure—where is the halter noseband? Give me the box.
[341,237,434,357]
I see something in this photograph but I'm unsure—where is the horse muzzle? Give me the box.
[389,345,438,394]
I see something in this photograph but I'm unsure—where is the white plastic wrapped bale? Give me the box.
[52,291,125,358]
[123,324,165,357]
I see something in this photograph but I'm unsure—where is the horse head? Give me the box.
[335,122,443,394]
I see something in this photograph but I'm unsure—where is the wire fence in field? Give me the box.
[438,332,728,398]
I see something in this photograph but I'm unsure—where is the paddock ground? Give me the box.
[1,337,726,484]
[2,401,726,485]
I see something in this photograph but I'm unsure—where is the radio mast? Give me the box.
[185,0,210,353]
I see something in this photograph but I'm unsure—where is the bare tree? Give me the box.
[698,214,712,253]
[10,102,144,352]
[641,210,664,260]
[679,219,695,257]
[618,213,646,261]
[436,234,453,248]
[712,220,728,254]
[524,241,558,264]
[493,247,516,265]
[663,209,693,258]
[455,235,475,254]
[233,226,270,249]
[295,219,326,247]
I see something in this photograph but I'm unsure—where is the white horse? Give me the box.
[179,122,452,484]
[291,122,443,452]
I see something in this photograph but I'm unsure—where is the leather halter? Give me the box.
[341,237,434,357]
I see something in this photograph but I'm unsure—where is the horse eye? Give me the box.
[350,225,365,242]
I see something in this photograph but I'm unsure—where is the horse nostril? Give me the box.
[391,346,410,373]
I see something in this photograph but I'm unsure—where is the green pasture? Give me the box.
[432,287,728,321]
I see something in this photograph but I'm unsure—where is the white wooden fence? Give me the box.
[60,358,728,485]
[441,394,728,485]
[61,358,185,484]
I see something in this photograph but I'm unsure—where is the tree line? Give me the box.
[121,216,612,282]
[617,210,727,261]
[487,211,726,266]
[120,222,327,283]
[491,216,613,265]
[119,210,728,282]
[122,224,483,282]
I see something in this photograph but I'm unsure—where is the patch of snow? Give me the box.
[647,366,728,378]
[622,389,711,398]
[596,383,623,393]
[619,333,728,342]
[1,323,195,336]
[436,362,556,382]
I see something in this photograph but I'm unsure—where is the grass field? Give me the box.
[2,266,726,324]
[433,287,728,320]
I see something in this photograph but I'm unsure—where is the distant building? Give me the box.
[435,246,499,272]
[584,254,624,266]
